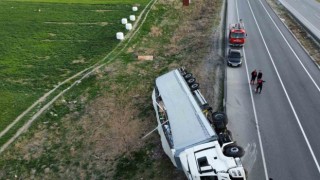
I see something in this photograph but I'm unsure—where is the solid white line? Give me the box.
[235,0,240,22]
[259,0,320,93]
[235,1,269,180]
[247,0,320,174]
[243,42,270,180]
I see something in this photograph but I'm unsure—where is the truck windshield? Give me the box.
[231,32,245,38]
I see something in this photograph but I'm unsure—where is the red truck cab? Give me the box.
[229,22,246,46]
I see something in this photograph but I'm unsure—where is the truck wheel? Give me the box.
[212,112,228,125]
[184,73,193,80]
[224,145,245,158]
[190,83,199,91]
[187,78,196,85]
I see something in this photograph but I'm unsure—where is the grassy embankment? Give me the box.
[0,0,223,179]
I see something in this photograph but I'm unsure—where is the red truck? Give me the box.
[229,21,246,46]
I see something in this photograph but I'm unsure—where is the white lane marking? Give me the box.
[235,1,269,180]
[243,47,270,180]
[316,14,320,20]
[247,0,320,174]
[242,143,258,174]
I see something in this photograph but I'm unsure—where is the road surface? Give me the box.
[226,0,320,179]
[278,0,320,42]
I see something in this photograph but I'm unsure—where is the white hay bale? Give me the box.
[132,6,138,11]
[129,15,136,21]
[125,23,132,30]
[121,18,127,24]
[116,32,124,40]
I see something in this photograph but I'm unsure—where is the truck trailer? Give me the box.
[152,68,246,180]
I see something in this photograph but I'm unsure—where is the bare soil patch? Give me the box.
[150,26,162,37]
[72,56,86,64]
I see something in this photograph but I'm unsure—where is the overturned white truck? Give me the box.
[152,68,246,180]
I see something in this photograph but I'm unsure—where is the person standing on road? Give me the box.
[256,79,266,94]
[250,69,257,84]
[257,70,263,81]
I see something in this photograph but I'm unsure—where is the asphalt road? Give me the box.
[278,0,320,42]
[226,0,320,179]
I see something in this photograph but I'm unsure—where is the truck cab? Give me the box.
[180,141,246,180]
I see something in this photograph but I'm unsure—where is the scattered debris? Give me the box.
[137,56,153,61]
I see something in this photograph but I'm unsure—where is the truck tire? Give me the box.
[212,112,228,125]
[184,73,193,80]
[187,78,196,85]
[190,83,199,91]
[224,145,245,158]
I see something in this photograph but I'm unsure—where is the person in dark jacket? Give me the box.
[250,69,257,84]
[256,79,266,93]
[257,70,263,81]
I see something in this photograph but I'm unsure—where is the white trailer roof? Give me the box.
[156,70,216,151]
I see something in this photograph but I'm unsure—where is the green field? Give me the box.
[0,0,149,142]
